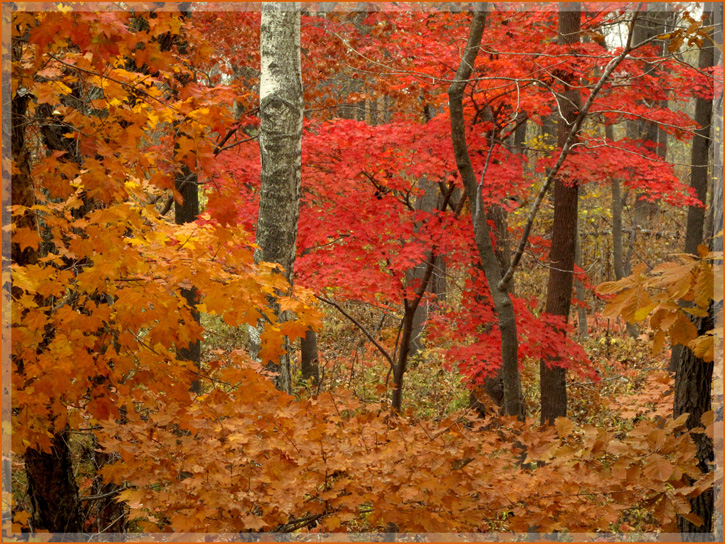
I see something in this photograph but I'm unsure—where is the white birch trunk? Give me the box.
[251,2,303,394]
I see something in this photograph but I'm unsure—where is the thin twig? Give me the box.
[81,485,128,502]
[316,295,396,369]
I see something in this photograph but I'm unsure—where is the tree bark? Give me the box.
[448,5,524,418]
[574,218,588,340]
[255,2,304,393]
[300,328,320,386]
[683,14,714,257]
[175,167,202,394]
[539,3,581,425]
[24,431,83,533]
[608,123,639,339]
[674,305,714,536]
[392,251,437,412]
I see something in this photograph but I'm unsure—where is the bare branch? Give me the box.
[315,295,395,369]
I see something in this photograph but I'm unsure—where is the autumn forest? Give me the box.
[4,1,724,540]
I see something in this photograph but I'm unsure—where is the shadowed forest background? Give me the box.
[4,1,724,539]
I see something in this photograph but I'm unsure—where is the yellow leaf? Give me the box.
[689,333,714,362]
[13,227,42,251]
[700,411,714,427]
[670,314,698,346]
[679,512,703,527]
[633,302,657,323]
[651,329,666,355]
[554,417,574,439]
[14,510,31,525]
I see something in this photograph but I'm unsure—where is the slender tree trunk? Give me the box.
[683,26,714,257]
[300,328,320,386]
[160,9,203,394]
[391,289,427,412]
[175,167,202,394]
[607,123,639,338]
[513,112,528,154]
[476,124,523,413]
[392,241,439,411]
[574,218,588,339]
[448,5,524,418]
[254,2,304,394]
[539,3,581,425]
[406,176,439,358]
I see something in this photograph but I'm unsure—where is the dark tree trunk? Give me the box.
[11,90,35,268]
[574,219,588,339]
[174,167,202,394]
[392,253,436,412]
[300,328,320,386]
[86,443,126,533]
[163,9,203,394]
[539,3,581,425]
[683,20,714,257]
[674,305,714,536]
[24,431,83,533]
[513,112,528,154]
[448,5,524,418]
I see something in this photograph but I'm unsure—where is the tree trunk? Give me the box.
[255,2,304,394]
[392,253,436,412]
[406,176,439,358]
[300,328,320,386]
[608,123,639,338]
[175,167,202,394]
[674,305,714,536]
[683,19,714,257]
[24,431,83,533]
[11,92,36,268]
[539,3,581,425]
[448,5,524,418]
[711,2,723,255]
[513,112,528,155]
[574,218,588,339]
